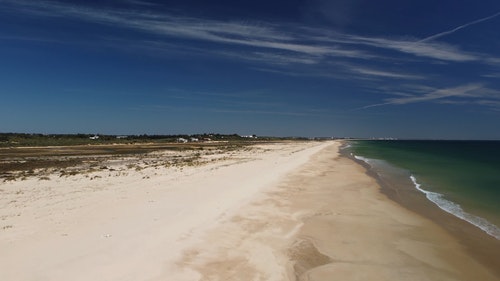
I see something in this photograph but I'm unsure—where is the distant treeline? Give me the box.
[0,133,308,147]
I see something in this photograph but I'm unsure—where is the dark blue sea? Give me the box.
[346,140,500,239]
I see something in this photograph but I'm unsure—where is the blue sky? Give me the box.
[1,0,500,139]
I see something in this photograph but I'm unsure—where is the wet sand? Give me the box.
[348,147,500,278]
[179,142,499,280]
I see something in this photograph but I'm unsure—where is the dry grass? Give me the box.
[0,142,261,182]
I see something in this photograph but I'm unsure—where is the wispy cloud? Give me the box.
[3,0,367,62]
[419,11,500,42]
[4,0,484,65]
[482,73,500,78]
[335,35,479,62]
[209,108,323,117]
[345,65,423,80]
[362,83,500,109]
[475,100,500,111]
[5,0,500,115]
[385,83,485,104]
[122,0,158,7]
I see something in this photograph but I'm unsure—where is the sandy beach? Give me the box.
[1,141,498,280]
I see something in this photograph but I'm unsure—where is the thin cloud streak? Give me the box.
[346,66,423,80]
[482,73,500,78]
[305,29,481,62]
[340,35,478,62]
[419,11,500,42]
[386,83,485,104]
[361,83,500,109]
[210,109,322,117]
[475,100,500,111]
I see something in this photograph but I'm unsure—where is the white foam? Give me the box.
[353,155,372,165]
[340,144,352,150]
[410,175,500,240]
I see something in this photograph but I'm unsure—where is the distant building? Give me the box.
[190,137,199,142]
[177,138,188,143]
[241,135,257,138]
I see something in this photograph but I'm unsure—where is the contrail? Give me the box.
[419,11,500,42]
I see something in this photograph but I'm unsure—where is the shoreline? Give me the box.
[1,141,498,280]
[343,143,500,277]
[177,141,499,280]
[294,143,499,280]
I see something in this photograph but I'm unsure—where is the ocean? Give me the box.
[345,140,500,240]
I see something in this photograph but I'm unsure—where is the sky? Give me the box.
[1,0,500,139]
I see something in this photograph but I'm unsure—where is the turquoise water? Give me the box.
[347,140,500,239]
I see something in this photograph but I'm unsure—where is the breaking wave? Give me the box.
[410,175,500,240]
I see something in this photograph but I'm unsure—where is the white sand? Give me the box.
[0,141,329,281]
